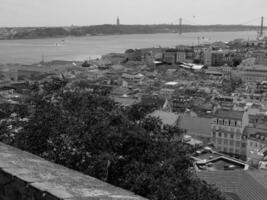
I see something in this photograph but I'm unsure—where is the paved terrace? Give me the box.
[0,142,147,200]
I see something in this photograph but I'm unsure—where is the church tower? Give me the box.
[117,17,120,25]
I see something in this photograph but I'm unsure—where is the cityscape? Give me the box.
[0,1,267,200]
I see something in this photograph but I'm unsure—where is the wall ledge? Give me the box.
[0,142,147,200]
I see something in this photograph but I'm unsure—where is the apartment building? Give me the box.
[245,127,267,166]
[235,64,267,83]
[211,110,249,160]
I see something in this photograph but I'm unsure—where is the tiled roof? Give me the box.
[113,97,138,106]
[198,170,267,200]
[179,114,211,137]
[216,110,244,120]
[149,111,179,126]
[249,132,267,141]
[141,95,165,107]
[225,192,242,200]
[244,127,267,139]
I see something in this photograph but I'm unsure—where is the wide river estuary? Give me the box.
[0,31,258,64]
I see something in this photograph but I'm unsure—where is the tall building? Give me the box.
[245,126,267,165]
[211,51,225,66]
[116,17,120,25]
[211,110,249,159]
[203,50,212,66]
[163,50,177,65]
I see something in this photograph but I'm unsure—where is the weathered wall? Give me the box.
[0,142,147,200]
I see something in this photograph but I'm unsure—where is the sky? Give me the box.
[0,0,266,27]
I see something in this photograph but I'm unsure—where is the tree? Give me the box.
[0,79,225,200]
[125,103,157,122]
[82,61,90,67]
[232,57,242,67]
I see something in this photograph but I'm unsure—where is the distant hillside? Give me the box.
[0,24,263,40]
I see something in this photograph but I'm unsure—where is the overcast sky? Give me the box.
[1,0,266,27]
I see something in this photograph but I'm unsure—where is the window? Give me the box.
[229,148,233,153]
[236,149,240,154]
[242,143,246,148]
[230,141,234,146]
[218,132,222,137]
[224,133,228,138]
[217,139,222,144]
[212,132,216,137]
[235,121,237,126]
[224,147,227,152]
[224,139,228,145]
[230,134,234,139]
[255,143,258,148]
[236,141,241,147]
[250,141,253,147]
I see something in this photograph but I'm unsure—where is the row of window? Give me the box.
[213,126,242,134]
[216,138,242,147]
[214,119,240,127]
[213,131,242,140]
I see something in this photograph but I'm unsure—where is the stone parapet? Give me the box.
[0,142,147,200]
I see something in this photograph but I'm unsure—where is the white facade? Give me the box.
[211,111,249,158]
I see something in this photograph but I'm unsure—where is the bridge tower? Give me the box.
[116,17,120,26]
[258,16,264,39]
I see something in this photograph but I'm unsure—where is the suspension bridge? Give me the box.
[174,16,266,40]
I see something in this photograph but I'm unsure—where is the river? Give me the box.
[0,31,257,64]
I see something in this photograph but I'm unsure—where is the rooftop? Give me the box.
[113,97,138,107]
[179,114,211,138]
[248,132,267,143]
[198,170,267,200]
[244,127,267,139]
[165,81,179,86]
[216,110,244,120]
[193,150,248,171]
[149,110,179,126]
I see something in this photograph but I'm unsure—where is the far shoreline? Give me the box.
[0,31,253,41]
[0,24,257,41]
[0,31,259,65]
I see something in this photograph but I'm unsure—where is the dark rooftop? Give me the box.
[179,114,211,138]
[216,110,244,120]
[198,170,267,200]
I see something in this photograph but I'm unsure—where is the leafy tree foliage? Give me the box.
[0,79,225,200]
[82,61,90,68]
[222,76,242,94]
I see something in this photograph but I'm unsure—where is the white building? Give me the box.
[211,110,249,159]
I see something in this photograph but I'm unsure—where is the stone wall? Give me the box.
[0,142,147,200]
